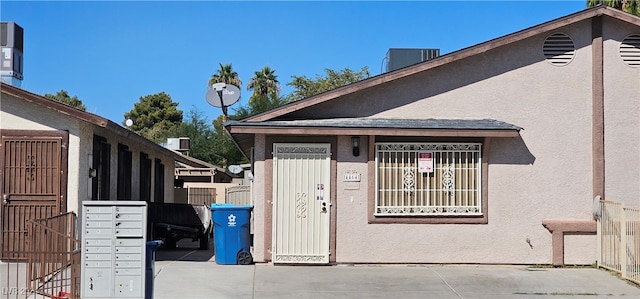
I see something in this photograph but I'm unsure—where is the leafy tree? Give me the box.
[44,90,86,111]
[123,92,183,144]
[228,65,285,119]
[247,66,280,99]
[166,107,219,164]
[284,67,370,102]
[209,63,243,118]
[209,63,242,87]
[211,114,248,167]
[588,0,640,16]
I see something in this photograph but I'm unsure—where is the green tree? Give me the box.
[245,66,284,114]
[209,63,243,118]
[123,92,183,144]
[209,63,242,87]
[284,67,370,102]
[211,114,248,167]
[44,90,87,111]
[166,107,219,164]
[588,0,640,16]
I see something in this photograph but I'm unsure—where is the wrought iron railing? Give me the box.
[597,200,640,285]
[27,212,80,299]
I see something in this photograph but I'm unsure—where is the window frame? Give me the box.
[368,137,490,224]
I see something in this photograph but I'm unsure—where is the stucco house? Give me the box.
[0,82,210,259]
[224,6,640,265]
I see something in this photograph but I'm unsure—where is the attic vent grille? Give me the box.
[543,33,575,66]
[620,34,640,67]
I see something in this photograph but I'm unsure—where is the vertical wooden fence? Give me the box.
[597,200,640,285]
[226,185,251,206]
[187,187,216,207]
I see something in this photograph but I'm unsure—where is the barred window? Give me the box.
[375,143,482,216]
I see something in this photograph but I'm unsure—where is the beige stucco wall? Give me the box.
[602,17,640,207]
[252,134,267,262]
[1,93,178,216]
[327,21,598,264]
[246,18,640,265]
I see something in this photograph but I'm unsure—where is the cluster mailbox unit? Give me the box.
[81,201,148,298]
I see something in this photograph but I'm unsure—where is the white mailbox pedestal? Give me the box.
[81,201,147,298]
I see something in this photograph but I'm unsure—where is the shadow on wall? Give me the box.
[490,136,535,165]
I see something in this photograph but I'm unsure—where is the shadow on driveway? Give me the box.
[154,238,214,262]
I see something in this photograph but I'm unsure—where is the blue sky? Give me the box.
[1,1,587,124]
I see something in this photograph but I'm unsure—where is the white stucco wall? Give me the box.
[1,93,84,214]
[1,93,178,217]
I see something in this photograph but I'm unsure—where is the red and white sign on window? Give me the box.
[418,152,434,173]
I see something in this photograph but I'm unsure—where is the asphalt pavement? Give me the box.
[151,240,640,299]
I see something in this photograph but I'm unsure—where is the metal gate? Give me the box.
[272,143,331,264]
[1,133,67,260]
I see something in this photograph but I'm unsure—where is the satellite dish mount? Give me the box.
[206,82,241,119]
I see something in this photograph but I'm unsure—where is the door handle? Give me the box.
[2,194,9,205]
[321,202,327,213]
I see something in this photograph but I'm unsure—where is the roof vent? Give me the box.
[543,33,575,66]
[620,34,640,67]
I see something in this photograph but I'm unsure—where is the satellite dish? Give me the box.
[125,119,133,127]
[228,164,243,174]
[206,83,241,108]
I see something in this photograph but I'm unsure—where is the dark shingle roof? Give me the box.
[226,118,522,131]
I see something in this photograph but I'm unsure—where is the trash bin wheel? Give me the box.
[237,250,253,265]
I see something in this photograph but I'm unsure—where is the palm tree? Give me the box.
[247,66,280,98]
[209,63,242,87]
[588,0,640,16]
[246,66,282,114]
[209,63,242,118]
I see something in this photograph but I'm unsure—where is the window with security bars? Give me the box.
[375,143,482,216]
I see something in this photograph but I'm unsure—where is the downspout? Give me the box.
[592,16,605,200]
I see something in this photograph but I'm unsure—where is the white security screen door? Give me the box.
[272,143,331,264]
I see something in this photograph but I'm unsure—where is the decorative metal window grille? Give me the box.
[375,143,482,216]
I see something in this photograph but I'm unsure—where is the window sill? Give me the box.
[368,214,488,224]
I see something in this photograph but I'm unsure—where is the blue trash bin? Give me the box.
[145,240,163,299]
[210,204,253,265]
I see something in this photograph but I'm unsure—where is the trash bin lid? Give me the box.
[210,203,253,211]
[146,240,164,249]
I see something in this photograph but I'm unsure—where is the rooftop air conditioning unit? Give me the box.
[386,48,440,72]
[1,22,24,81]
[166,137,190,152]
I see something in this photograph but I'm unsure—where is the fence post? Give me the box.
[620,203,627,279]
[597,200,602,268]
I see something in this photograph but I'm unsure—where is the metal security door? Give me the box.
[273,143,331,264]
[1,135,65,260]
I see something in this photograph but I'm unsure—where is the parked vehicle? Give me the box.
[147,202,212,250]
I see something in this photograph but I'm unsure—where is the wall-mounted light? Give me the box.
[351,136,360,157]
[89,168,97,178]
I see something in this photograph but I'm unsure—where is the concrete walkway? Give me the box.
[151,243,640,299]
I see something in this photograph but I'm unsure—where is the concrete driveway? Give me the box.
[151,241,640,299]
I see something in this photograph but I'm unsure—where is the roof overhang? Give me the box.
[244,6,640,123]
[225,118,522,158]
[1,82,210,168]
